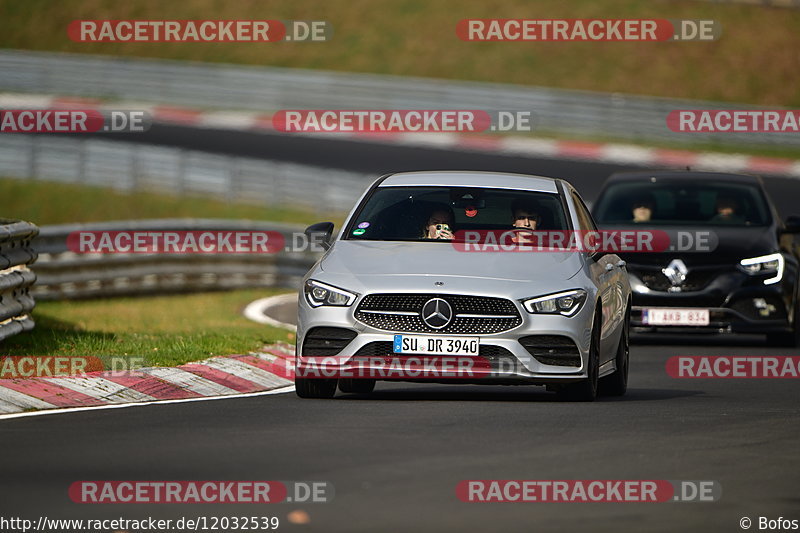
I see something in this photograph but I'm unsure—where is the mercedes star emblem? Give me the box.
[421,298,453,329]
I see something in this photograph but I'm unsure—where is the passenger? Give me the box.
[631,195,655,223]
[421,204,455,240]
[711,195,744,223]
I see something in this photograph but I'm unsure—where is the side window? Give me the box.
[571,191,598,232]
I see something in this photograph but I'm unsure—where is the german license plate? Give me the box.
[393,335,480,355]
[643,308,710,326]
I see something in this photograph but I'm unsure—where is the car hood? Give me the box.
[320,240,585,283]
[606,225,778,266]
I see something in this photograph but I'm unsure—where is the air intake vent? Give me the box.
[302,327,358,356]
[519,335,581,367]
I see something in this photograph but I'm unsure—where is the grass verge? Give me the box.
[0,177,344,227]
[0,289,296,368]
[0,0,798,106]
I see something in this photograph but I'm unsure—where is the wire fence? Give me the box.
[0,219,38,341]
[0,49,796,148]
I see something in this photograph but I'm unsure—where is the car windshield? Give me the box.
[592,180,771,227]
[344,186,570,241]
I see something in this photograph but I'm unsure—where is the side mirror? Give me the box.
[782,215,800,234]
[305,222,335,250]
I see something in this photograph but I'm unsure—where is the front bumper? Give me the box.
[629,269,793,334]
[296,292,598,384]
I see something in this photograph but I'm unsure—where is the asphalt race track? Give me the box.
[5,127,799,532]
[86,124,800,219]
[1,335,798,532]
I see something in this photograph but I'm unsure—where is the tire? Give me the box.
[599,306,630,397]
[766,330,798,348]
[338,378,376,394]
[558,310,601,402]
[766,295,799,347]
[295,377,338,399]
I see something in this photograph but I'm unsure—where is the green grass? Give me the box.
[0,0,798,106]
[0,289,296,368]
[0,177,343,227]
[0,179,308,372]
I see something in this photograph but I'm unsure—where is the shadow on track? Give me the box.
[334,385,703,403]
[631,333,768,347]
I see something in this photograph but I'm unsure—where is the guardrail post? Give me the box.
[0,219,39,342]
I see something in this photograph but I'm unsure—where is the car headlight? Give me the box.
[739,253,784,285]
[521,289,587,316]
[304,280,358,307]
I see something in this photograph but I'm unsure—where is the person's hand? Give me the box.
[436,228,454,240]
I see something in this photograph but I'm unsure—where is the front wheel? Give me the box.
[599,309,629,397]
[295,378,338,399]
[766,330,797,347]
[558,311,601,402]
[768,288,800,347]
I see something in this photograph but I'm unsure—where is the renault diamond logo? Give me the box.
[421,298,453,329]
[662,259,688,286]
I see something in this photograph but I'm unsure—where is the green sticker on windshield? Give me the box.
[352,228,366,235]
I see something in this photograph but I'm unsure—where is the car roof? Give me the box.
[379,171,560,193]
[605,170,763,185]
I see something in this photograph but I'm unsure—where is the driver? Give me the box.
[631,195,655,223]
[510,200,542,245]
[511,200,542,230]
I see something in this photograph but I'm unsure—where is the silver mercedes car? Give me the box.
[296,171,631,401]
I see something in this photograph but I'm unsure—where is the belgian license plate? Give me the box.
[643,308,710,326]
[393,335,480,355]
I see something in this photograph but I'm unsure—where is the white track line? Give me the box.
[0,385,295,421]
[243,293,298,331]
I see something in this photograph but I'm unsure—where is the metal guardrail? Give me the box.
[0,49,795,148]
[32,219,320,300]
[0,134,369,213]
[0,219,38,341]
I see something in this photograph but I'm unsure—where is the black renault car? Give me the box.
[592,171,800,345]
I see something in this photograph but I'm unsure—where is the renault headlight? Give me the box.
[739,253,784,285]
[304,280,358,307]
[521,289,587,316]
